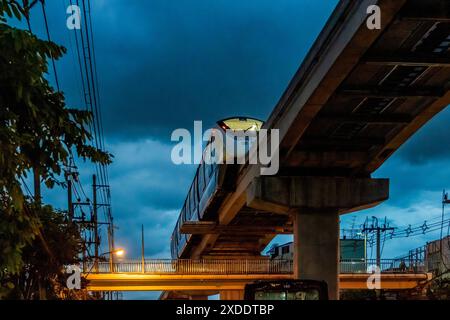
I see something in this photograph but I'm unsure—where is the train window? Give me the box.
[177,220,182,241]
[254,288,321,300]
[198,164,205,194]
[203,163,210,187]
[204,156,213,178]
[217,117,263,132]
[193,177,200,219]
[171,233,176,247]
[203,163,208,186]
[190,183,196,215]
[203,138,216,179]
[180,205,185,222]
[185,193,191,220]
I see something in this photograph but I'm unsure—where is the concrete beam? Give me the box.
[85,274,287,292]
[266,0,407,158]
[363,54,450,67]
[181,222,292,235]
[339,86,445,98]
[400,0,450,22]
[366,91,450,173]
[340,273,432,290]
[285,151,368,168]
[302,137,386,148]
[87,273,431,292]
[318,113,413,124]
[247,176,389,214]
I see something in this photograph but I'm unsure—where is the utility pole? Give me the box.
[33,166,46,300]
[376,228,381,267]
[93,174,99,273]
[67,174,73,221]
[110,215,115,273]
[362,216,395,268]
[141,224,145,273]
[108,213,115,273]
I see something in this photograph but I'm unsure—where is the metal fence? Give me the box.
[340,259,425,274]
[87,259,293,274]
[86,258,425,275]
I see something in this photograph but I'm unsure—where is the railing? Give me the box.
[87,259,293,274]
[340,259,426,274]
[85,258,425,275]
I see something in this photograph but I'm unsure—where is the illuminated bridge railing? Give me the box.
[86,258,425,275]
[89,259,293,274]
[340,259,426,274]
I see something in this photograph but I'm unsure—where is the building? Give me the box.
[425,235,450,276]
[268,239,366,261]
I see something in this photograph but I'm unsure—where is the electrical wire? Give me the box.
[20,177,35,200]
[40,0,60,92]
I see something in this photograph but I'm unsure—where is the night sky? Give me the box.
[18,0,450,299]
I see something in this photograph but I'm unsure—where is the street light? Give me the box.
[114,249,125,257]
[99,248,125,273]
[100,248,125,257]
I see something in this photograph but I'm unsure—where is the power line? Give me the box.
[76,0,110,221]
[362,217,395,266]
[40,0,60,92]
[67,0,114,270]
[24,0,115,272]
[20,177,35,200]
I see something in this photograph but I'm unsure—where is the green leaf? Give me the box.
[11,3,21,20]
[3,1,11,18]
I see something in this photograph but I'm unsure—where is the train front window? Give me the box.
[218,117,263,132]
[254,289,321,301]
[245,280,328,300]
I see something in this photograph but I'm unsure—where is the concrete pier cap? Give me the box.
[246,176,389,300]
[247,176,389,214]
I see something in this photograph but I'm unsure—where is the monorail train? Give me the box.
[170,117,264,259]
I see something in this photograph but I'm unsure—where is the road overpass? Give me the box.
[84,260,431,300]
[174,0,450,300]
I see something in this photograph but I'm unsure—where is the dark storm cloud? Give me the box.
[29,1,450,280]
[26,0,346,263]
[396,107,450,165]
[105,139,197,257]
[43,138,195,258]
[87,0,339,140]
[366,108,450,210]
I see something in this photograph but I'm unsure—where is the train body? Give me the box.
[170,117,263,259]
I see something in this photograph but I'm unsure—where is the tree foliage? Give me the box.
[2,204,83,299]
[0,1,112,298]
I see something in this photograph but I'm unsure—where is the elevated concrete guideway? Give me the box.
[84,260,431,299]
[85,273,430,293]
[175,0,450,300]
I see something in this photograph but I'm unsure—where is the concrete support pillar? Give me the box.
[246,176,389,301]
[293,210,340,300]
[220,290,244,300]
